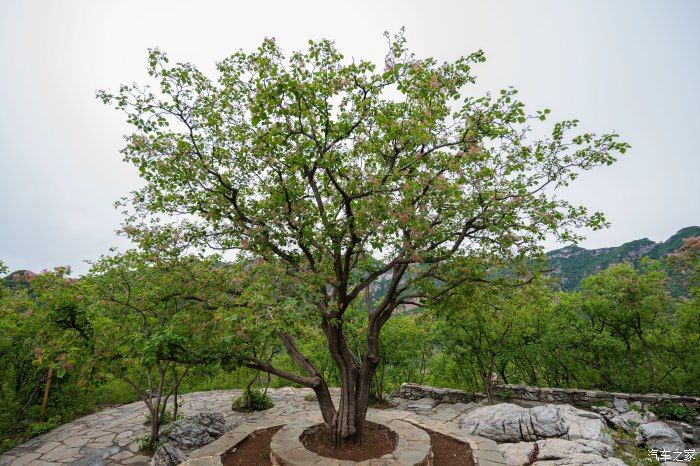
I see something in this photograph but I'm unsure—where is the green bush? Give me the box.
[92,379,139,407]
[27,416,61,438]
[652,401,697,423]
[499,389,512,400]
[135,434,165,452]
[232,388,274,412]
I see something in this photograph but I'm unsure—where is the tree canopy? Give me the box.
[99,31,629,442]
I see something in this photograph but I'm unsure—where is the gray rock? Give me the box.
[635,421,685,453]
[167,412,232,451]
[534,453,626,465]
[535,438,624,465]
[186,412,229,437]
[529,405,568,439]
[150,443,187,466]
[168,422,212,450]
[498,441,535,466]
[498,438,622,466]
[630,401,643,411]
[553,405,613,446]
[571,439,614,457]
[458,403,613,445]
[609,410,644,433]
[591,406,616,422]
[405,397,438,413]
[682,431,694,444]
[680,422,694,444]
[459,403,529,442]
[612,398,629,414]
[451,402,473,412]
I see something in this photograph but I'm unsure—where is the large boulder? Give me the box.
[498,438,623,466]
[151,412,237,466]
[635,421,685,453]
[167,412,232,450]
[459,403,613,446]
[459,403,528,442]
[150,443,187,466]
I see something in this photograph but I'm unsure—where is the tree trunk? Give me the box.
[39,367,53,421]
[149,408,160,448]
[173,385,179,421]
[321,314,381,445]
[244,375,256,411]
[330,368,374,445]
[482,374,494,403]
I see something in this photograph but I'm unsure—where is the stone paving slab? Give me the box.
[0,387,502,465]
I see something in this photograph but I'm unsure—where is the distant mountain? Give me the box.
[546,226,700,291]
[5,227,698,297]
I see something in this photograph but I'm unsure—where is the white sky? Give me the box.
[1,0,698,274]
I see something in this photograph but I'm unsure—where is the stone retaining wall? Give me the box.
[399,383,700,410]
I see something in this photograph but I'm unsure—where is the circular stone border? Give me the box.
[270,414,433,466]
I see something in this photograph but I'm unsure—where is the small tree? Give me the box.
[565,261,672,392]
[88,248,237,447]
[432,274,551,402]
[99,31,628,443]
[0,266,93,428]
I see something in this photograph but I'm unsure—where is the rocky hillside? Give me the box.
[546,226,700,291]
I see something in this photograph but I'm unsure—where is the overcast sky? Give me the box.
[1,0,698,274]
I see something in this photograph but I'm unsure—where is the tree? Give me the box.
[88,247,239,447]
[28,267,94,420]
[666,237,700,392]
[0,265,93,434]
[0,267,42,432]
[99,31,628,444]
[432,275,551,402]
[575,261,671,391]
[374,314,437,400]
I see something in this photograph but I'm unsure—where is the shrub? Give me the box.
[136,435,165,452]
[27,416,61,438]
[232,388,274,412]
[0,438,18,453]
[651,401,697,423]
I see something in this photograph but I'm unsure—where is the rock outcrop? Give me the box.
[150,412,239,466]
[498,438,625,465]
[635,421,685,453]
[459,403,627,465]
[459,403,613,446]
[150,443,187,466]
[166,412,232,450]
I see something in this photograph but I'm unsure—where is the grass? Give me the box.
[610,427,660,466]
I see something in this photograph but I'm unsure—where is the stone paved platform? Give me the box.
[0,388,504,466]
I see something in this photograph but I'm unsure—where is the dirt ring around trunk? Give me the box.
[270,414,433,465]
[180,409,495,465]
